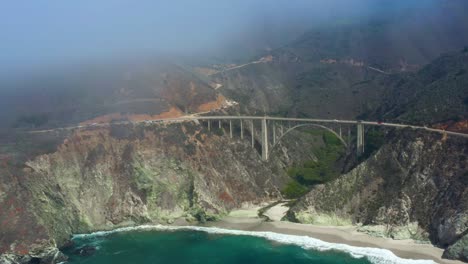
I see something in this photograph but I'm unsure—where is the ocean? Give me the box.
[63,225,435,264]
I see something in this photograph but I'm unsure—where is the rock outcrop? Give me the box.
[288,129,468,261]
[0,121,316,263]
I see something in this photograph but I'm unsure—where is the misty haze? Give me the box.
[0,1,467,264]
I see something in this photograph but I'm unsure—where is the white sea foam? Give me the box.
[73,225,437,264]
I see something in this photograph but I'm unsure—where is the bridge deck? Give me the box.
[27,115,468,139]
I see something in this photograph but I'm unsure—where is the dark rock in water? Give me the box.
[73,245,97,257]
[59,240,75,251]
[29,247,68,264]
[0,247,68,264]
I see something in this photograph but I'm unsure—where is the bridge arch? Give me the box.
[269,123,347,159]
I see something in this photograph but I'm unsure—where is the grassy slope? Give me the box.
[281,130,346,198]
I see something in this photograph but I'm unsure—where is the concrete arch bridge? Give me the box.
[29,115,468,161]
[161,116,468,161]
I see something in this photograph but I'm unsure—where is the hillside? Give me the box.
[2,8,468,131]
[288,129,468,261]
[211,11,468,123]
[372,49,468,131]
[0,4,467,263]
[215,55,385,118]
[214,47,468,131]
[207,19,468,261]
[0,119,327,259]
[0,60,227,131]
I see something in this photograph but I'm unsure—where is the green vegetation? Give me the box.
[360,129,385,160]
[282,130,345,199]
[383,52,468,125]
[0,132,68,163]
[133,164,154,191]
[184,142,196,155]
[187,205,221,223]
[212,128,224,136]
[282,180,309,199]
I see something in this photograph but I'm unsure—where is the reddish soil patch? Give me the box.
[218,191,235,204]
[80,106,185,125]
[432,120,468,133]
[197,95,226,112]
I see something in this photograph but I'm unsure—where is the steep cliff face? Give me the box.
[0,120,320,261]
[288,129,468,261]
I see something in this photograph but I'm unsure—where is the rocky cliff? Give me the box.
[288,129,468,261]
[0,120,319,263]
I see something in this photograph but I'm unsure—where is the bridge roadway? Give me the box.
[27,115,468,160]
[28,115,468,139]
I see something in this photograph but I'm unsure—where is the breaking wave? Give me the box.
[73,225,436,264]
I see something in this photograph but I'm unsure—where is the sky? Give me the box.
[0,0,448,74]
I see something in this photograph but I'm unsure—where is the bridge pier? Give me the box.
[240,120,244,139]
[251,121,254,148]
[229,120,233,138]
[208,120,211,131]
[357,122,364,156]
[261,118,269,161]
[218,120,222,129]
[362,127,365,153]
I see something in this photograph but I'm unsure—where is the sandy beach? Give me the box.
[203,203,464,264]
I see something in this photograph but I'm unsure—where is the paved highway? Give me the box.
[28,115,468,139]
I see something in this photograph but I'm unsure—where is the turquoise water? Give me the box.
[64,228,371,264]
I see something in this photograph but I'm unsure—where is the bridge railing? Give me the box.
[27,115,468,161]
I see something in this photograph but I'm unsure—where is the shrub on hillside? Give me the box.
[282,130,346,198]
[322,131,342,146]
[282,179,309,199]
[362,129,385,158]
[213,128,224,136]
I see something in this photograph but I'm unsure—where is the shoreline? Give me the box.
[201,207,463,264]
[68,217,462,264]
[61,203,465,264]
